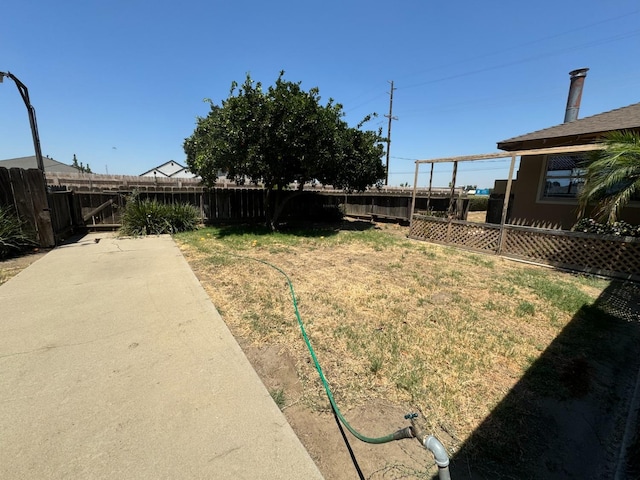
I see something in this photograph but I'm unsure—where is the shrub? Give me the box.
[165,202,201,232]
[572,218,640,237]
[0,205,37,259]
[468,196,489,211]
[120,194,200,236]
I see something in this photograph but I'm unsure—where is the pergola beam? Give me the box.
[409,143,604,226]
[414,143,603,165]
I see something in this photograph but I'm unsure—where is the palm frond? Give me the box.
[578,130,640,223]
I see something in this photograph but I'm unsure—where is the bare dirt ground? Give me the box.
[239,341,432,479]
[465,211,487,223]
[0,249,49,286]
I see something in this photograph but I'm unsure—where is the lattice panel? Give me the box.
[595,282,640,322]
[410,216,501,252]
[409,215,640,281]
[448,222,501,252]
[503,228,640,279]
[409,217,449,243]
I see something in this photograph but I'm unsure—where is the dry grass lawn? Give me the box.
[175,219,617,478]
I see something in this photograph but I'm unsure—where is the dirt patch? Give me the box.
[241,340,436,479]
[0,249,49,286]
[465,211,487,223]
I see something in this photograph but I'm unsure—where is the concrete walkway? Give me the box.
[0,233,324,479]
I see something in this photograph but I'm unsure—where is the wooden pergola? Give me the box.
[409,144,604,251]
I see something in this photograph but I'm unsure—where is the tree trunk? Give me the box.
[264,187,275,230]
[264,187,306,231]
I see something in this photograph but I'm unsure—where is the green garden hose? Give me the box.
[231,253,413,445]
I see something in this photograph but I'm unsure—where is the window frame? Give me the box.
[537,151,640,208]
[537,152,589,204]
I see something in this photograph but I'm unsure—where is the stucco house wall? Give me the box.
[508,154,640,229]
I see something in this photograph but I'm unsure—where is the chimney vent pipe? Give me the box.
[564,68,589,123]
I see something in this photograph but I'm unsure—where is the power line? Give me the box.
[395,9,640,85]
[399,28,640,90]
[340,10,640,127]
[344,92,387,113]
[392,69,640,118]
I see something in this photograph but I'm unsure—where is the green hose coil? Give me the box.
[233,253,410,445]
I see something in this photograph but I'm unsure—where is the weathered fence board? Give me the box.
[78,192,124,226]
[48,191,75,240]
[8,169,33,227]
[0,167,55,247]
[26,169,55,247]
[0,168,13,207]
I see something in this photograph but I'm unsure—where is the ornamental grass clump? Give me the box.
[0,205,37,260]
[120,194,200,236]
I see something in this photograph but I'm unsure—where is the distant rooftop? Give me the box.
[140,160,199,179]
[0,156,78,173]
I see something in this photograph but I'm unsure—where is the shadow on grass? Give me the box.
[212,219,377,239]
[443,280,640,479]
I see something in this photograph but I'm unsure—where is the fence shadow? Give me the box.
[443,280,640,479]
[213,218,377,239]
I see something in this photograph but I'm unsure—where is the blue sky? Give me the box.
[2,0,639,188]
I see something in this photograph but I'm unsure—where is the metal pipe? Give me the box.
[424,435,451,479]
[410,420,451,479]
[0,71,45,173]
[564,68,589,123]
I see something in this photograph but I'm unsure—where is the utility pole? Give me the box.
[384,80,397,186]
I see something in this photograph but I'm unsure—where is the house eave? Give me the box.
[498,133,606,152]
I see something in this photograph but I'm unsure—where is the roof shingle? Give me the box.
[498,102,640,151]
[0,156,78,173]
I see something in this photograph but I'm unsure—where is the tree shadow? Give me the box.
[443,280,640,479]
[213,218,378,239]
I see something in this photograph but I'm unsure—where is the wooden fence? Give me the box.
[73,189,266,226]
[2,166,473,246]
[323,192,469,221]
[0,167,55,247]
[48,190,80,240]
[72,189,465,227]
[409,214,640,281]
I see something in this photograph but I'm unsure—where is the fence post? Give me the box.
[497,154,517,254]
[409,162,421,225]
[447,161,458,216]
[446,219,453,243]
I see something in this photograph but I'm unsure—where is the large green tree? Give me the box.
[578,130,640,223]
[184,73,385,229]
